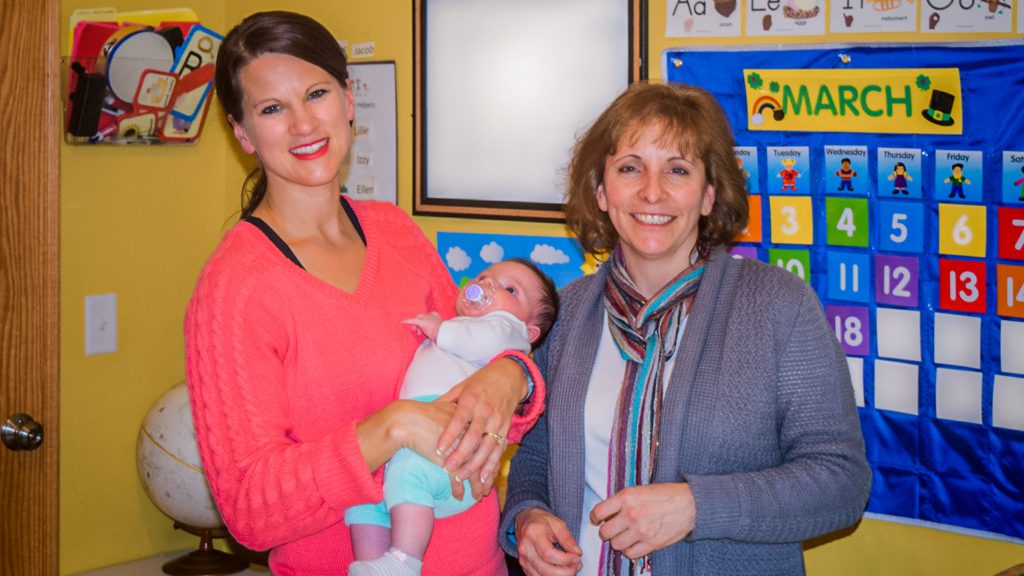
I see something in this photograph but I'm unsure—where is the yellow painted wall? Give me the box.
[58,0,1021,574]
[58,2,232,573]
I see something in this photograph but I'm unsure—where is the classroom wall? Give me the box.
[59,1,233,573]
[57,0,1021,573]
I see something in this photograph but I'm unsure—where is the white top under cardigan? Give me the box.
[579,313,687,575]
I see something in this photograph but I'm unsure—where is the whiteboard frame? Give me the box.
[413,0,647,222]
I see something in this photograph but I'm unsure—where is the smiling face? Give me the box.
[456,260,545,343]
[596,121,715,294]
[229,53,354,192]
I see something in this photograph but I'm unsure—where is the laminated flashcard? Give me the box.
[768,247,811,282]
[878,148,922,198]
[875,254,920,308]
[825,304,870,356]
[877,200,925,253]
[133,69,178,110]
[934,150,982,202]
[997,207,1024,261]
[767,146,809,193]
[117,112,157,139]
[823,145,867,195]
[828,0,916,33]
[921,0,1012,33]
[826,250,871,303]
[665,0,741,37]
[998,264,1024,319]
[168,25,222,123]
[937,203,986,257]
[745,0,826,36]
[1002,151,1024,205]
[769,195,814,244]
[735,195,763,242]
[734,146,760,194]
[825,197,870,247]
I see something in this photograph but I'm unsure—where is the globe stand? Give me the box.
[162,522,249,575]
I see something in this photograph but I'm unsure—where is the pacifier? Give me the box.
[461,279,495,310]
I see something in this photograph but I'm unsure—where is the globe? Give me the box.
[137,382,249,574]
[136,381,223,529]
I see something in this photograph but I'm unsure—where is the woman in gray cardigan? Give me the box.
[500,82,871,576]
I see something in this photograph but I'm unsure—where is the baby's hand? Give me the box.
[402,312,443,341]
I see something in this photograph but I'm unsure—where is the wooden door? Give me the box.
[0,0,61,573]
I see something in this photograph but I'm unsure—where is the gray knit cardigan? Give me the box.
[500,247,872,575]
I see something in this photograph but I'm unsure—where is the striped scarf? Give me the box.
[600,247,705,576]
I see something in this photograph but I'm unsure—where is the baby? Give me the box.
[346,258,559,576]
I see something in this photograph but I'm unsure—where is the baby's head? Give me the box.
[457,258,559,349]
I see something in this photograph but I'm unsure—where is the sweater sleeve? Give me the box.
[498,349,545,444]
[685,283,872,543]
[498,326,556,555]
[184,253,381,551]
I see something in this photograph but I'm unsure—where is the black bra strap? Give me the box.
[340,195,367,245]
[245,216,305,269]
[244,195,367,270]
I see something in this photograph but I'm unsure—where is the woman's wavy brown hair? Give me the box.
[564,82,749,257]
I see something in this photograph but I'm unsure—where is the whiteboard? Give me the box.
[413,0,643,221]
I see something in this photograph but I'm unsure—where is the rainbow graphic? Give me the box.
[751,95,784,126]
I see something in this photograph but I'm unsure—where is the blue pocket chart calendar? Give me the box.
[665,43,1024,541]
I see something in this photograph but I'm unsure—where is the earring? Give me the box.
[697,223,711,260]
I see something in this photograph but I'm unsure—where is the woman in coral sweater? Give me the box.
[185,11,542,576]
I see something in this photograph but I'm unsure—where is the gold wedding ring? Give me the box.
[482,431,506,448]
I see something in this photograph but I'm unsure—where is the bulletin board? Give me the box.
[665,43,1024,541]
[342,61,397,204]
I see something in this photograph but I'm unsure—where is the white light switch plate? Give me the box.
[85,293,117,355]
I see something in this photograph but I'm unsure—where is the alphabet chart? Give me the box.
[666,43,1024,541]
[666,0,1019,37]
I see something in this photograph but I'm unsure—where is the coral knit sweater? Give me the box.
[185,199,543,576]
